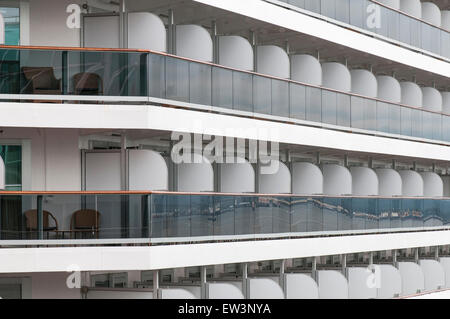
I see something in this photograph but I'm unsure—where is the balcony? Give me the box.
[275,0,450,61]
[0,191,449,245]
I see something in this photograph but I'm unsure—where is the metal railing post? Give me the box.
[37,195,43,240]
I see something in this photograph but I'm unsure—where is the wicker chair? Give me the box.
[72,72,103,96]
[21,67,62,95]
[70,209,101,239]
[24,209,58,239]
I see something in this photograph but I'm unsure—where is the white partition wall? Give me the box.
[376,264,402,299]
[87,290,153,299]
[376,169,402,196]
[422,87,443,112]
[439,257,450,288]
[247,278,284,299]
[259,161,291,194]
[159,288,198,299]
[85,152,121,190]
[256,45,290,78]
[377,76,401,103]
[290,54,322,85]
[322,63,351,92]
[284,274,319,299]
[419,260,445,291]
[350,167,379,196]
[177,155,214,192]
[322,164,352,195]
[176,25,213,62]
[378,0,400,9]
[397,262,425,296]
[398,170,424,196]
[128,150,168,191]
[218,36,254,71]
[292,162,323,195]
[128,12,166,51]
[317,270,349,299]
[83,15,120,48]
[347,267,377,299]
[400,0,422,19]
[0,156,4,190]
[421,2,442,27]
[420,172,443,197]
[400,82,423,107]
[206,283,244,299]
[220,160,255,193]
[442,92,450,114]
[442,11,450,31]
[351,70,377,98]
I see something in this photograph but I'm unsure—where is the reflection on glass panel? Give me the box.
[421,112,433,140]
[290,83,306,120]
[387,10,400,41]
[320,0,335,20]
[401,199,423,229]
[151,194,167,238]
[423,200,442,228]
[165,57,189,102]
[305,0,320,14]
[212,67,233,108]
[411,109,423,139]
[191,195,213,237]
[0,145,21,189]
[235,196,254,235]
[439,200,450,226]
[291,197,322,233]
[233,72,253,112]
[189,62,211,105]
[377,102,390,133]
[322,90,337,125]
[443,116,450,142]
[432,113,442,141]
[322,197,339,231]
[214,196,235,236]
[305,87,322,122]
[339,198,352,231]
[253,76,271,115]
[349,0,365,29]
[255,197,273,234]
[389,104,401,135]
[336,94,351,127]
[272,197,291,233]
[399,15,411,45]
[166,195,190,237]
[378,199,391,230]
[351,96,364,129]
[272,80,289,117]
[410,19,421,48]
[364,100,377,131]
[335,0,350,24]
[148,54,165,98]
[400,107,412,137]
[390,199,402,229]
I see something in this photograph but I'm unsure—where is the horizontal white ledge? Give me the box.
[1,230,450,273]
[193,0,450,78]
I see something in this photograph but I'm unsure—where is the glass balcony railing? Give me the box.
[0,192,449,243]
[0,46,450,144]
[276,0,450,60]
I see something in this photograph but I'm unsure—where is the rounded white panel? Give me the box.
[398,170,424,196]
[292,162,323,195]
[400,0,422,19]
[218,36,254,71]
[350,167,379,196]
[256,45,290,79]
[378,0,400,9]
[247,278,285,299]
[398,262,425,296]
[259,161,291,194]
[176,25,213,62]
[442,92,450,114]
[322,62,351,92]
[419,260,445,291]
[422,87,442,112]
[206,283,244,299]
[128,150,168,191]
[0,156,4,190]
[160,288,197,299]
[177,154,214,192]
[220,159,255,193]
[128,12,166,52]
[376,169,402,196]
[347,267,377,299]
[420,172,443,197]
[291,54,322,86]
[318,270,349,299]
[322,164,352,196]
[351,69,377,98]
[285,274,319,299]
[421,2,442,27]
[442,11,450,31]
[400,82,422,107]
[377,264,402,299]
[377,76,401,103]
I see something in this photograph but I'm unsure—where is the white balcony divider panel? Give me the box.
[442,11,450,31]
[398,170,424,196]
[292,162,323,195]
[176,25,213,62]
[400,0,422,19]
[128,12,166,52]
[218,36,254,71]
[350,167,379,196]
[442,92,450,114]
[419,260,445,291]
[206,283,244,299]
[376,264,402,299]
[220,160,255,193]
[443,176,450,197]
[347,267,377,299]
[421,2,442,27]
[247,278,284,299]
[0,156,4,190]
[398,262,425,296]
[290,54,322,86]
[377,76,401,103]
[350,70,377,98]
[284,274,319,299]
[322,63,351,92]
[439,258,450,288]
[87,290,153,299]
[83,15,120,48]
[378,0,400,10]
[128,150,168,191]
[400,82,423,108]
[159,288,197,299]
[259,160,291,194]
[376,169,402,196]
[317,270,349,299]
[419,172,443,197]
[85,152,121,190]
[177,154,214,192]
[256,45,290,79]
[422,87,443,112]
[322,164,352,196]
